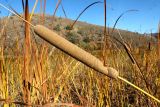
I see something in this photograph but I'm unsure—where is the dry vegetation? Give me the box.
[0,0,160,107]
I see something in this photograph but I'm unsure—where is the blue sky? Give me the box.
[0,0,160,33]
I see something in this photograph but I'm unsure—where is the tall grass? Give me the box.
[23,0,31,104]
[0,0,160,107]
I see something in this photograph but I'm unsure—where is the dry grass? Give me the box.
[0,0,160,107]
[23,0,31,104]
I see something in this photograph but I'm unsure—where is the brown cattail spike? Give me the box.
[34,25,119,79]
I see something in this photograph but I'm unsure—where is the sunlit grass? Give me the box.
[0,0,160,107]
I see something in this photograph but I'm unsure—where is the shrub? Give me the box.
[83,36,90,43]
[66,32,79,44]
[53,24,61,31]
[77,29,83,35]
[64,25,72,30]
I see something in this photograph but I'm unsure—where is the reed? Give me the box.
[23,0,31,104]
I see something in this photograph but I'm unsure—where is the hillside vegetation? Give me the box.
[0,14,156,52]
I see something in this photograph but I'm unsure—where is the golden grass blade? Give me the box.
[118,76,160,104]
[53,62,81,103]
[0,3,34,27]
[30,0,38,20]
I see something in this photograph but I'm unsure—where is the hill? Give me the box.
[0,14,157,52]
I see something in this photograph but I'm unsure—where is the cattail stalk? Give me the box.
[23,0,31,104]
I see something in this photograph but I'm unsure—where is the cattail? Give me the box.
[34,25,119,79]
